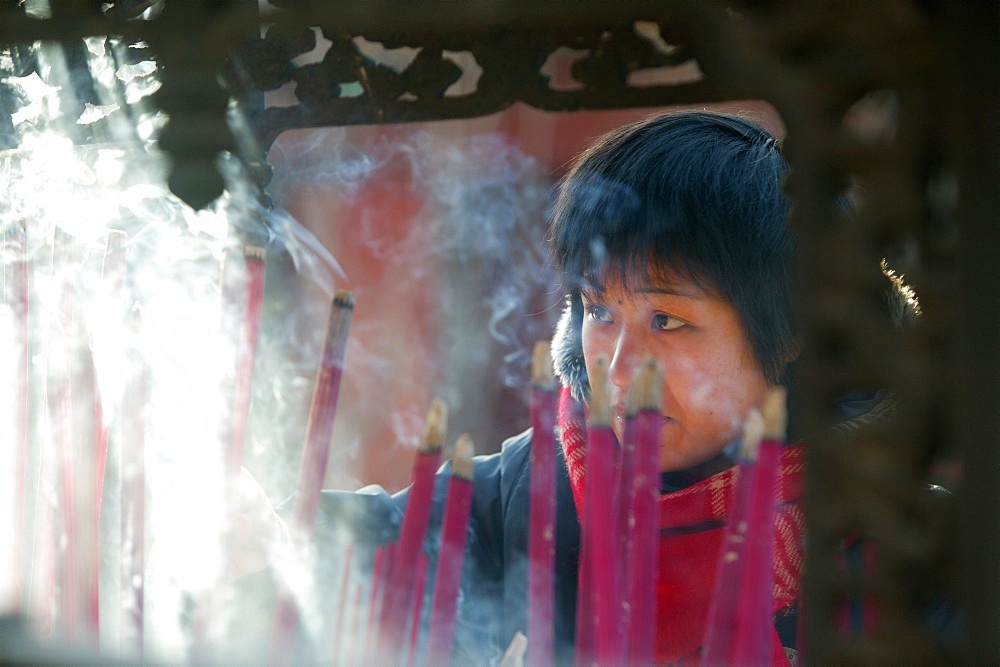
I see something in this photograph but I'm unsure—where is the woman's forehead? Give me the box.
[584,262,713,298]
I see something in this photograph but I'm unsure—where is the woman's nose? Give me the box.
[608,330,644,389]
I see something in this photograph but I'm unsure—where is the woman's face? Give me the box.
[580,269,770,472]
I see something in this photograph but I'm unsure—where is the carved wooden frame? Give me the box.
[2,1,995,661]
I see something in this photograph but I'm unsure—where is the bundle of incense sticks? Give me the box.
[425,434,476,664]
[190,241,269,661]
[375,398,447,662]
[576,357,665,665]
[621,357,664,663]
[579,356,624,664]
[702,387,787,664]
[269,290,355,657]
[527,341,557,666]
[222,243,267,478]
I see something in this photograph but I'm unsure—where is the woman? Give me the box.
[543,110,802,664]
[308,111,810,665]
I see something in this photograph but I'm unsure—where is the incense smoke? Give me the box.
[3,29,560,664]
[1,36,351,662]
[266,125,558,484]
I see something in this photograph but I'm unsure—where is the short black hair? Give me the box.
[549,111,795,384]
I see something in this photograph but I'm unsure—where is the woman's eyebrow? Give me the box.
[635,285,701,298]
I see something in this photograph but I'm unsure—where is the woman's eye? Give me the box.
[652,313,686,331]
[585,305,613,323]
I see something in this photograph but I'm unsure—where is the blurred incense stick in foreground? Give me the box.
[581,356,624,664]
[623,357,663,663]
[731,387,787,665]
[4,220,29,612]
[289,290,355,535]
[192,241,268,661]
[95,231,127,522]
[701,408,763,665]
[270,290,355,657]
[223,243,267,478]
[527,341,557,666]
[426,434,476,664]
[88,230,128,640]
[703,386,788,664]
[378,398,447,661]
[120,304,147,655]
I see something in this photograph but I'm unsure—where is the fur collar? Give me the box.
[551,294,589,403]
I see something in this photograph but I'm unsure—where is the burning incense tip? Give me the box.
[451,434,475,481]
[499,631,528,667]
[762,386,788,441]
[420,398,449,453]
[626,356,663,416]
[333,289,356,310]
[586,356,611,426]
[244,245,266,260]
[531,340,556,390]
[107,229,127,248]
[739,408,765,461]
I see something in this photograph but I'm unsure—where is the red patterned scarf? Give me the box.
[558,387,805,665]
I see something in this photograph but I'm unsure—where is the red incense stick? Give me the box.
[731,387,787,665]
[527,341,557,666]
[406,552,429,663]
[582,357,624,664]
[342,579,364,664]
[329,543,354,662]
[189,243,267,661]
[615,387,638,642]
[364,541,394,661]
[51,230,82,638]
[270,290,355,655]
[96,231,127,520]
[120,304,146,655]
[289,290,354,533]
[378,398,447,659]
[701,408,763,665]
[77,338,100,641]
[225,244,267,478]
[624,358,664,663]
[81,230,127,640]
[573,527,596,666]
[5,221,29,610]
[425,434,476,664]
[28,480,56,640]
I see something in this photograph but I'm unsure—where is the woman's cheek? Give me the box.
[672,358,749,438]
[671,357,722,411]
